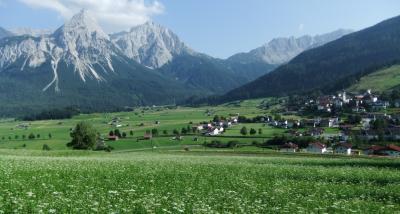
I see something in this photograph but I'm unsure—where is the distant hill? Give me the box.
[348,64,400,93]
[220,15,400,102]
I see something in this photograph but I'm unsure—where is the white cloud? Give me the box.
[18,0,164,32]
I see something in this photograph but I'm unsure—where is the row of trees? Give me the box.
[240,127,263,136]
[22,107,80,121]
[0,133,52,141]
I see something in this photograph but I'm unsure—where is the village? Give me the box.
[266,89,400,157]
[100,89,400,157]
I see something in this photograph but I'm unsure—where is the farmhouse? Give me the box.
[193,125,204,131]
[206,127,224,136]
[334,143,352,155]
[379,145,400,157]
[307,142,327,153]
[108,135,119,141]
[144,133,153,140]
[363,145,400,156]
[363,145,385,155]
[279,142,298,153]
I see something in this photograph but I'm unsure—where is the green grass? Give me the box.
[349,64,400,93]
[0,150,399,213]
[0,99,274,151]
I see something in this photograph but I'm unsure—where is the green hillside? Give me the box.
[349,64,400,93]
[220,15,400,103]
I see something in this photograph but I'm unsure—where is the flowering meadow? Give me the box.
[0,150,399,213]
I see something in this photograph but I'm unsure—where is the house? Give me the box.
[108,135,119,141]
[329,118,340,128]
[223,121,232,128]
[334,143,352,155]
[317,96,332,112]
[361,118,372,130]
[286,120,300,129]
[193,125,204,131]
[206,128,220,136]
[305,128,325,136]
[302,119,318,128]
[363,145,400,157]
[379,144,400,157]
[230,117,238,123]
[144,133,152,140]
[371,101,389,111]
[16,124,29,129]
[363,145,384,155]
[279,142,298,153]
[319,117,339,128]
[307,142,327,153]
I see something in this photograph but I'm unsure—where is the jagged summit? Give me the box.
[111,21,192,68]
[228,29,353,65]
[54,9,109,42]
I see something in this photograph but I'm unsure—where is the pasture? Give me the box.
[0,99,281,151]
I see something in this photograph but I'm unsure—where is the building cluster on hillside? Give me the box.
[306,90,390,113]
[271,89,400,157]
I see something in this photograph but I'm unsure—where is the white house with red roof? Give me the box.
[334,143,352,155]
[306,142,327,153]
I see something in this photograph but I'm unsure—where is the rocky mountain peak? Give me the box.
[111,21,191,68]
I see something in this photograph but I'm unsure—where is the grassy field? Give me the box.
[0,150,399,213]
[349,64,400,93]
[0,99,282,151]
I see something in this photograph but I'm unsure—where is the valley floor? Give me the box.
[0,99,399,213]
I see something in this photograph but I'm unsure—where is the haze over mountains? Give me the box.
[0,9,352,116]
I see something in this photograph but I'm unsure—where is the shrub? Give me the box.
[42,144,51,151]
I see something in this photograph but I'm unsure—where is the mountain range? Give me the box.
[0,9,351,116]
[220,15,400,103]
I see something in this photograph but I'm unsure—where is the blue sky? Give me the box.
[1,0,400,58]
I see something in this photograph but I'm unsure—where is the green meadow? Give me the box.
[0,150,399,213]
[0,99,280,151]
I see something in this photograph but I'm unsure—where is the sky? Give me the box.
[0,0,400,58]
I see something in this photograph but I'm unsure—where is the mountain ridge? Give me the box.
[220,15,400,103]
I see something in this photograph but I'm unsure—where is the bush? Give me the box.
[42,144,51,151]
[28,133,35,140]
[240,127,248,136]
